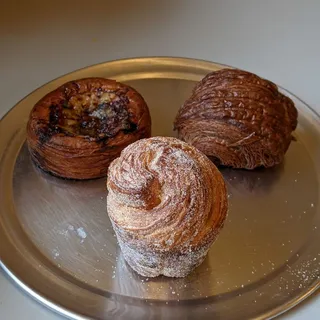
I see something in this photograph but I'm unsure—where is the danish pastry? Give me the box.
[27,78,151,179]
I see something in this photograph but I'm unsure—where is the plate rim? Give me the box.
[1,56,320,123]
[0,56,319,320]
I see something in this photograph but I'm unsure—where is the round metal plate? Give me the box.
[0,57,319,320]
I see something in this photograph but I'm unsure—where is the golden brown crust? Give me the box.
[107,137,228,277]
[27,78,151,179]
[174,69,298,169]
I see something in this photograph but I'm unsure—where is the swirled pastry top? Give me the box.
[174,69,298,169]
[107,136,228,253]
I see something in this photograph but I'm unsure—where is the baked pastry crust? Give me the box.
[174,69,298,169]
[27,78,151,179]
[107,136,228,277]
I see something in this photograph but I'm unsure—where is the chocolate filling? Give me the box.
[38,89,137,144]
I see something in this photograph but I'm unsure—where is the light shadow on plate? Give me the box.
[221,163,284,196]
[113,252,218,303]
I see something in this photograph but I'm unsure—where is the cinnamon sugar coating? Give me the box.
[107,137,228,277]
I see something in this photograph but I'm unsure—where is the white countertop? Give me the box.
[0,0,319,319]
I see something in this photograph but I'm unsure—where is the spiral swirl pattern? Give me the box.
[107,137,228,277]
[174,69,298,169]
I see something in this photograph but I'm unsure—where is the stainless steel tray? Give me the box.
[0,57,319,320]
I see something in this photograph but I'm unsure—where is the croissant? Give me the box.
[26,78,151,179]
[174,69,298,169]
[107,136,228,278]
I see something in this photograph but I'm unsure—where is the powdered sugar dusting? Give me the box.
[107,137,228,277]
[76,227,87,240]
[288,258,320,286]
[68,225,75,231]
[116,234,210,278]
[52,248,60,259]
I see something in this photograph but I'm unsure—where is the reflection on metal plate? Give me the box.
[0,57,319,320]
